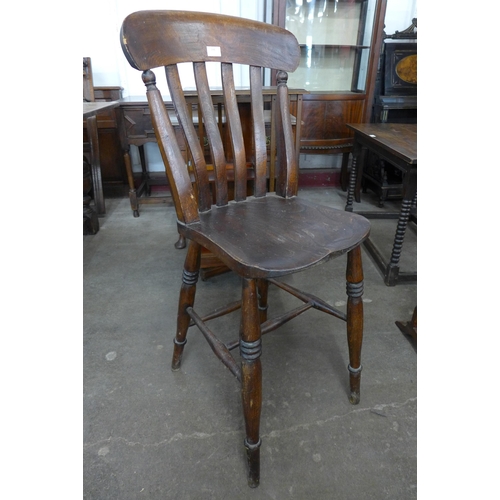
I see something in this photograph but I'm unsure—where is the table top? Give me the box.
[347,123,417,165]
[83,100,120,119]
[120,87,308,105]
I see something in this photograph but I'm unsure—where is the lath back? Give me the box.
[120,10,300,224]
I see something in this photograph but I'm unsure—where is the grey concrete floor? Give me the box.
[83,185,417,499]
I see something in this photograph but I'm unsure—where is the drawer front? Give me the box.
[122,106,157,141]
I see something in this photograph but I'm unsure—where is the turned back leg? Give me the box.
[171,240,201,371]
[257,279,269,324]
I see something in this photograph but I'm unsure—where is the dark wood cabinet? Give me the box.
[270,0,387,157]
[372,19,417,124]
[363,19,417,205]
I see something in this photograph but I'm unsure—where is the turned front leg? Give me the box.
[171,240,201,371]
[346,245,364,404]
[240,278,263,488]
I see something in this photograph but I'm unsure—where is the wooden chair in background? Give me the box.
[120,10,371,487]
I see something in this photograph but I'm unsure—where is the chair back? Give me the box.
[83,57,95,102]
[120,10,300,224]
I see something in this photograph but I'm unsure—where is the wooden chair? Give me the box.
[120,10,371,488]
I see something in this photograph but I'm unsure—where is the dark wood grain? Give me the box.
[250,66,267,198]
[347,123,417,165]
[222,62,247,202]
[121,10,300,72]
[180,195,368,279]
[83,101,119,120]
[193,63,228,207]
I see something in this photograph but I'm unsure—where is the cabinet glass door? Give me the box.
[284,0,376,92]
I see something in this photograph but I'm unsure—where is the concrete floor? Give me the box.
[83,185,417,499]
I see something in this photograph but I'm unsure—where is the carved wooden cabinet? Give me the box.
[373,19,417,124]
[270,0,387,157]
[363,20,417,205]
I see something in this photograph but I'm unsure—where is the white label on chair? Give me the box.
[207,46,221,57]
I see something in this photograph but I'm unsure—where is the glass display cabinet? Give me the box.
[270,0,387,159]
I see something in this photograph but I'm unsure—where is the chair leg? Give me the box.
[346,245,364,405]
[240,278,262,488]
[171,240,201,371]
[124,149,140,218]
[257,279,269,324]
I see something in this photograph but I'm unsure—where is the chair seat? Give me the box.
[178,194,371,278]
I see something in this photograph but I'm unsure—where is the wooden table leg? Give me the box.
[86,114,105,216]
[345,142,366,211]
[354,147,365,204]
[396,306,417,342]
[83,157,99,235]
[123,148,139,217]
[340,151,350,192]
[384,168,417,286]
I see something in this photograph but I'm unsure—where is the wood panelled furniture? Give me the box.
[121,10,371,488]
[90,86,127,186]
[271,0,388,188]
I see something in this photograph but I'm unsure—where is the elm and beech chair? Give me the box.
[120,10,370,488]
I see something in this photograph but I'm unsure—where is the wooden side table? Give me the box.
[345,123,416,286]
